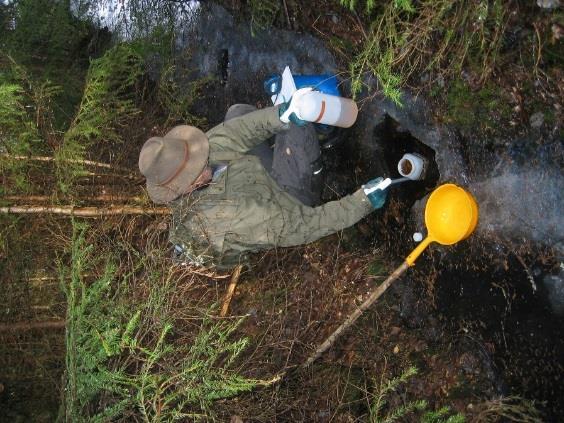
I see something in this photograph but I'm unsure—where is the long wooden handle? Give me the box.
[304,261,410,367]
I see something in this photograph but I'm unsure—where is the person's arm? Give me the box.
[276,189,375,247]
[208,106,286,154]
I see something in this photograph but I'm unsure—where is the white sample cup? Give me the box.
[397,153,427,180]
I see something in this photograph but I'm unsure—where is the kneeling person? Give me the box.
[138,102,387,269]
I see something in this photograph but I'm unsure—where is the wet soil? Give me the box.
[219,242,502,421]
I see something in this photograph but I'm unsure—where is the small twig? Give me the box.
[220,264,243,317]
[174,266,232,280]
[255,364,299,387]
[513,252,537,293]
[533,22,543,78]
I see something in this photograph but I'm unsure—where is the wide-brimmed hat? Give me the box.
[139,125,209,204]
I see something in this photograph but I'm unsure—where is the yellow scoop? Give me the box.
[406,183,479,266]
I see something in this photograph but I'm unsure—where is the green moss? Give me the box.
[444,79,511,133]
[367,258,386,277]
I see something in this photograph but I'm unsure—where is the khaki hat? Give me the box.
[139,125,209,204]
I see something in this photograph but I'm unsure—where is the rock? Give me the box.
[543,269,564,316]
[183,3,337,87]
[437,75,445,88]
[537,0,560,9]
[553,23,563,40]
[317,409,331,420]
[390,326,401,335]
[529,111,545,128]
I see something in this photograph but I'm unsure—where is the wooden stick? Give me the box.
[220,265,243,317]
[304,262,409,367]
[2,154,131,173]
[0,319,65,332]
[0,205,170,216]
[3,195,144,203]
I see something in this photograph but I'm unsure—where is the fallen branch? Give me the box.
[0,319,65,332]
[0,205,170,216]
[220,264,243,317]
[2,154,132,173]
[3,194,145,203]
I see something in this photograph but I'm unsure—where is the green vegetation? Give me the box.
[2,0,99,127]
[56,44,144,193]
[1,3,241,420]
[344,0,508,105]
[249,0,280,36]
[62,222,257,421]
[369,366,427,422]
[444,78,510,132]
[157,63,211,128]
[0,55,55,193]
[369,366,465,423]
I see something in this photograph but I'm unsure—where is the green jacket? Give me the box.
[169,106,374,268]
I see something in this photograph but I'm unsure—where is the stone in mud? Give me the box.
[543,270,564,316]
[529,111,545,129]
[536,0,561,9]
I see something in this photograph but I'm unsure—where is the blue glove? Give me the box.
[362,177,389,209]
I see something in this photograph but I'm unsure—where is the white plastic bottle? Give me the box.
[294,91,358,128]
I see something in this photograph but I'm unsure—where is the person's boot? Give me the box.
[317,127,345,150]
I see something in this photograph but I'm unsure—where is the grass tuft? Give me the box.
[344,0,508,105]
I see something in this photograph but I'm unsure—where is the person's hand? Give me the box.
[278,87,312,126]
[362,177,389,209]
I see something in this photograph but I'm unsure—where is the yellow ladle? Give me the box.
[306,184,479,366]
[406,183,479,265]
